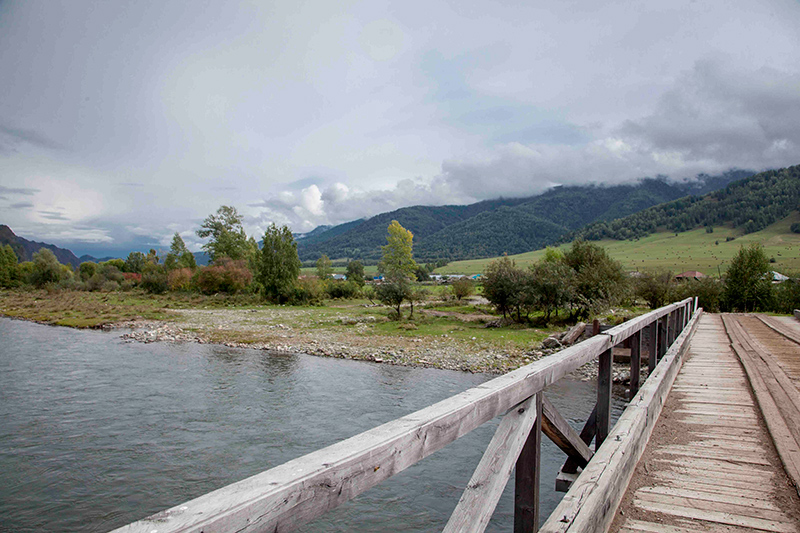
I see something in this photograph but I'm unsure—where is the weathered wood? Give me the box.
[604,299,691,346]
[541,395,593,468]
[658,316,667,360]
[596,347,613,447]
[561,404,597,475]
[633,497,796,532]
[629,330,642,398]
[445,395,539,533]
[514,393,542,533]
[539,308,702,533]
[113,334,612,533]
[722,315,800,495]
[562,322,586,346]
[648,321,658,375]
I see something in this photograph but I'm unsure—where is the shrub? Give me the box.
[195,259,252,294]
[670,277,723,313]
[141,270,169,294]
[773,276,800,314]
[450,278,474,300]
[635,269,673,309]
[122,272,142,284]
[168,268,193,291]
[791,222,800,234]
[288,276,325,305]
[102,280,120,292]
[326,280,361,299]
[29,249,65,288]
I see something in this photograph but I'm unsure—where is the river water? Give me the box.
[0,317,625,532]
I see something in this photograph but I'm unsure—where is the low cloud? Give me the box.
[0,185,39,196]
[9,202,34,209]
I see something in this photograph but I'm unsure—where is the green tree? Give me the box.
[345,260,365,286]
[258,223,301,303]
[528,260,576,321]
[124,252,146,273]
[451,277,474,300]
[196,205,249,262]
[723,243,773,311]
[0,244,19,288]
[635,269,674,309]
[316,254,333,280]
[377,221,417,319]
[562,240,627,318]
[29,249,64,287]
[78,261,98,281]
[170,232,189,256]
[483,256,521,319]
[378,220,417,278]
[164,233,197,270]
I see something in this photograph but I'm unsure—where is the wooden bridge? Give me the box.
[113,299,800,532]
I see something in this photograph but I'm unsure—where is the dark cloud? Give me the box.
[9,202,34,209]
[39,211,70,221]
[0,185,39,196]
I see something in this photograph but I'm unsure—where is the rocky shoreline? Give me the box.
[117,309,637,382]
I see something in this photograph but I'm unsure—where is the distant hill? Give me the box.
[571,165,800,242]
[0,225,82,268]
[297,170,753,263]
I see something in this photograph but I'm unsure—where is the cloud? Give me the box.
[0,124,64,153]
[39,210,70,221]
[0,185,39,196]
[9,202,34,209]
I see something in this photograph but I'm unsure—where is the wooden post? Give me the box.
[596,347,613,448]
[561,405,597,474]
[648,321,657,375]
[515,393,542,533]
[629,330,641,398]
[658,316,667,361]
[592,319,600,337]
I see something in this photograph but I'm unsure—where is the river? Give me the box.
[0,317,625,532]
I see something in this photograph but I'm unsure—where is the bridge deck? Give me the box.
[613,314,800,532]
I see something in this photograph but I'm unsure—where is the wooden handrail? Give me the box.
[112,298,696,533]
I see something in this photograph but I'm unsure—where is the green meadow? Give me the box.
[439,212,800,276]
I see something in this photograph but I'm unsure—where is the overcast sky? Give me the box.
[1,0,799,257]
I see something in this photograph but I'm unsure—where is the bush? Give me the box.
[670,277,723,313]
[141,270,169,294]
[102,280,120,292]
[288,277,325,305]
[122,272,141,285]
[450,278,474,300]
[635,269,673,309]
[773,277,800,314]
[168,268,193,291]
[195,259,252,294]
[791,222,800,234]
[326,280,361,299]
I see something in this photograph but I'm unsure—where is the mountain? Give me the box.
[571,165,800,242]
[0,225,82,268]
[79,254,116,264]
[297,171,752,263]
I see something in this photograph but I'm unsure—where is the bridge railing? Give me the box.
[112,298,697,533]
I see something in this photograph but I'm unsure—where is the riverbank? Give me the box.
[0,289,641,376]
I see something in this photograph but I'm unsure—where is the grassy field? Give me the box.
[439,212,800,276]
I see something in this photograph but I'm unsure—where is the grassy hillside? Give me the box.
[439,212,800,275]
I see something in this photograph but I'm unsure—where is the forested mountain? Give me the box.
[297,171,752,262]
[571,165,800,242]
[0,225,82,267]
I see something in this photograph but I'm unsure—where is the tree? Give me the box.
[164,233,197,271]
[258,223,301,303]
[723,243,773,311]
[483,256,521,319]
[316,254,333,280]
[528,260,576,321]
[29,249,64,287]
[378,220,417,279]
[169,232,189,256]
[0,244,19,288]
[377,221,417,319]
[345,260,365,286]
[78,261,98,281]
[451,278,474,300]
[196,205,249,262]
[562,240,627,318]
[635,269,673,309]
[124,252,146,273]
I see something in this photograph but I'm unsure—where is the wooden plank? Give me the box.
[112,334,613,533]
[629,330,641,398]
[541,395,593,468]
[652,470,778,493]
[655,455,775,475]
[635,491,792,525]
[596,347,613,447]
[444,395,539,533]
[635,499,797,532]
[655,446,771,465]
[514,393,542,533]
[638,485,782,511]
[620,519,716,533]
[561,404,597,475]
[647,477,777,500]
[648,321,658,375]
